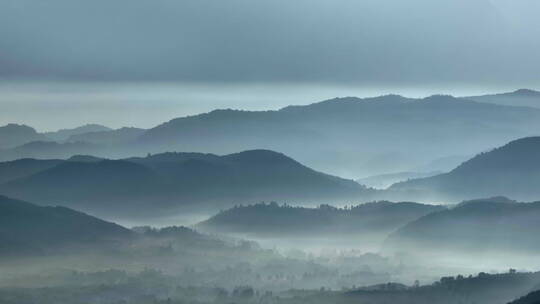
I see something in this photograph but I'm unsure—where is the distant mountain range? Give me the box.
[0,195,132,256]
[134,94,540,176]
[0,141,102,161]
[0,124,47,149]
[66,127,145,145]
[2,90,540,177]
[465,89,540,109]
[43,124,112,142]
[384,197,540,256]
[386,137,540,202]
[196,201,444,239]
[0,150,370,219]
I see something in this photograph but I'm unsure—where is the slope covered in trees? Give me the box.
[388,137,540,201]
[384,197,540,256]
[196,201,443,238]
[0,195,133,255]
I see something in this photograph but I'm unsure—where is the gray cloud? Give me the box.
[0,0,538,85]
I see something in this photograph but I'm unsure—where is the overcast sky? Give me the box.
[0,0,539,130]
[1,0,539,85]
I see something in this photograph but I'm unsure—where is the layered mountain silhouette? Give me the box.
[0,150,371,218]
[384,197,540,255]
[466,89,540,109]
[134,94,540,176]
[67,127,145,145]
[3,92,540,176]
[0,158,63,184]
[0,195,132,256]
[44,124,111,142]
[0,141,102,161]
[0,124,47,149]
[196,201,443,238]
[387,137,540,202]
[0,195,261,259]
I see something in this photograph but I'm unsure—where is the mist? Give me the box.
[1,0,540,303]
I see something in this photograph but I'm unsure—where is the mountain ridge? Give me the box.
[387,136,540,202]
[0,149,372,219]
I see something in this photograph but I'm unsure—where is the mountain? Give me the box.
[67,155,105,162]
[466,89,540,109]
[67,127,146,145]
[0,124,47,149]
[0,150,371,219]
[387,137,540,202]
[357,171,442,189]
[0,158,63,184]
[0,141,102,162]
[134,94,540,177]
[0,195,133,256]
[384,197,540,256]
[2,95,540,177]
[43,124,111,141]
[196,201,444,238]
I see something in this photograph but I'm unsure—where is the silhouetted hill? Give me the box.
[2,95,540,176]
[135,94,540,176]
[0,158,63,184]
[388,137,540,201]
[0,141,102,162]
[0,195,133,256]
[196,201,444,238]
[508,290,540,304]
[67,127,145,145]
[384,197,540,255]
[0,124,47,149]
[44,124,111,141]
[0,159,161,215]
[466,89,540,109]
[342,271,540,304]
[67,155,105,163]
[0,150,372,218]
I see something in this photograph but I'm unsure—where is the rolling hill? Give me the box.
[466,89,540,109]
[0,124,47,149]
[384,197,540,256]
[387,137,540,202]
[0,141,102,162]
[196,201,444,238]
[0,150,372,219]
[66,127,145,145]
[43,124,112,142]
[0,195,133,256]
[0,158,63,184]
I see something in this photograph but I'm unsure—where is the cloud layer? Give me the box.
[0,0,539,84]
